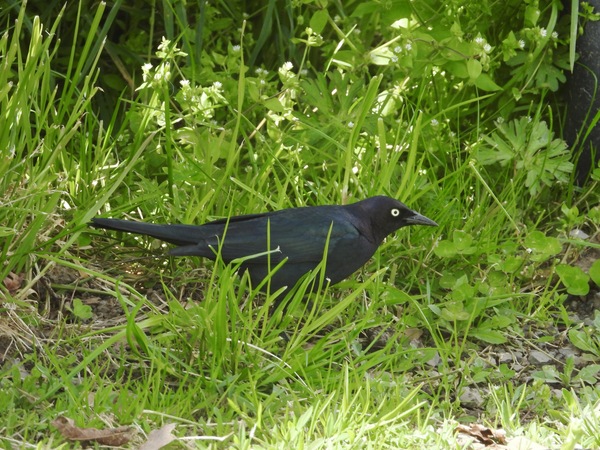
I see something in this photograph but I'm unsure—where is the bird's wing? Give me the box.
[212,207,361,265]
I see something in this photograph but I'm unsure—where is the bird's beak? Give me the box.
[406,211,438,227]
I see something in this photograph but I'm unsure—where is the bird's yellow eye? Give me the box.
[391,208,400,217]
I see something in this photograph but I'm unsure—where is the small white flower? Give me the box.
[431,119,439,127]
[540,28,547,37]
[157,37,171,52]
[283,61,293,71]
[483,43,491,53]
[180,79,190,87]
[518,40,525,49]
[347,121,354,128]
[552,31,558,39]
[394,46,402,54]
[232,44,241,52]
[391,56,398,63]
[405,43,412,51]
[475,37,484,44]
[213,81,223,89]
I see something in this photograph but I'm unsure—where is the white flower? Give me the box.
[348,121,354,128]
[232,44,241,52]
[518,40,525,49]
[540,28,547,37]
[283,61,293,71]
[483,44,491,53]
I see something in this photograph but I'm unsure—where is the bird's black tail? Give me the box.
[90,218,204,247]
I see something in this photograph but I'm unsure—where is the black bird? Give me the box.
[91,196,437,297]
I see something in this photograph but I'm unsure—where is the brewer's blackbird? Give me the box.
[91,196,436,296]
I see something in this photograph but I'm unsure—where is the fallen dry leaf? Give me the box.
[139,423,177,450]
[404,327,424,341]
[51,415,134,446]
[456,423,507,445]
[3,272,24,293]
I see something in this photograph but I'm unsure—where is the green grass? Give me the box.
[1,1,600,448]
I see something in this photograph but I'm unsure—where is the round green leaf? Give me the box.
[556,264,590,296]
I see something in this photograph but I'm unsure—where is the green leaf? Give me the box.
[568,329,599,354]
[440,270,467,289]
[469,329,507,344]
[532,366,560,383]
[499,255,524,273]
[439,301,470,321]
[263,97,285,113]
[381,287,412,306]
[474,73,501,91]
[556,264,590,296]
[71,298,93,320]
[309,9,329,34]
[523,231,562,262]
[467,59,482,79]
[450,275,475,302]
[524,3,541,26]
[434,240,457,258]
[351,2,379,17]
[574,364,600,384]
[446,61,468,78]
[452,230,476,254]
[589,259,600,286]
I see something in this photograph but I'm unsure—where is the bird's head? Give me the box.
[357,196,437,243]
